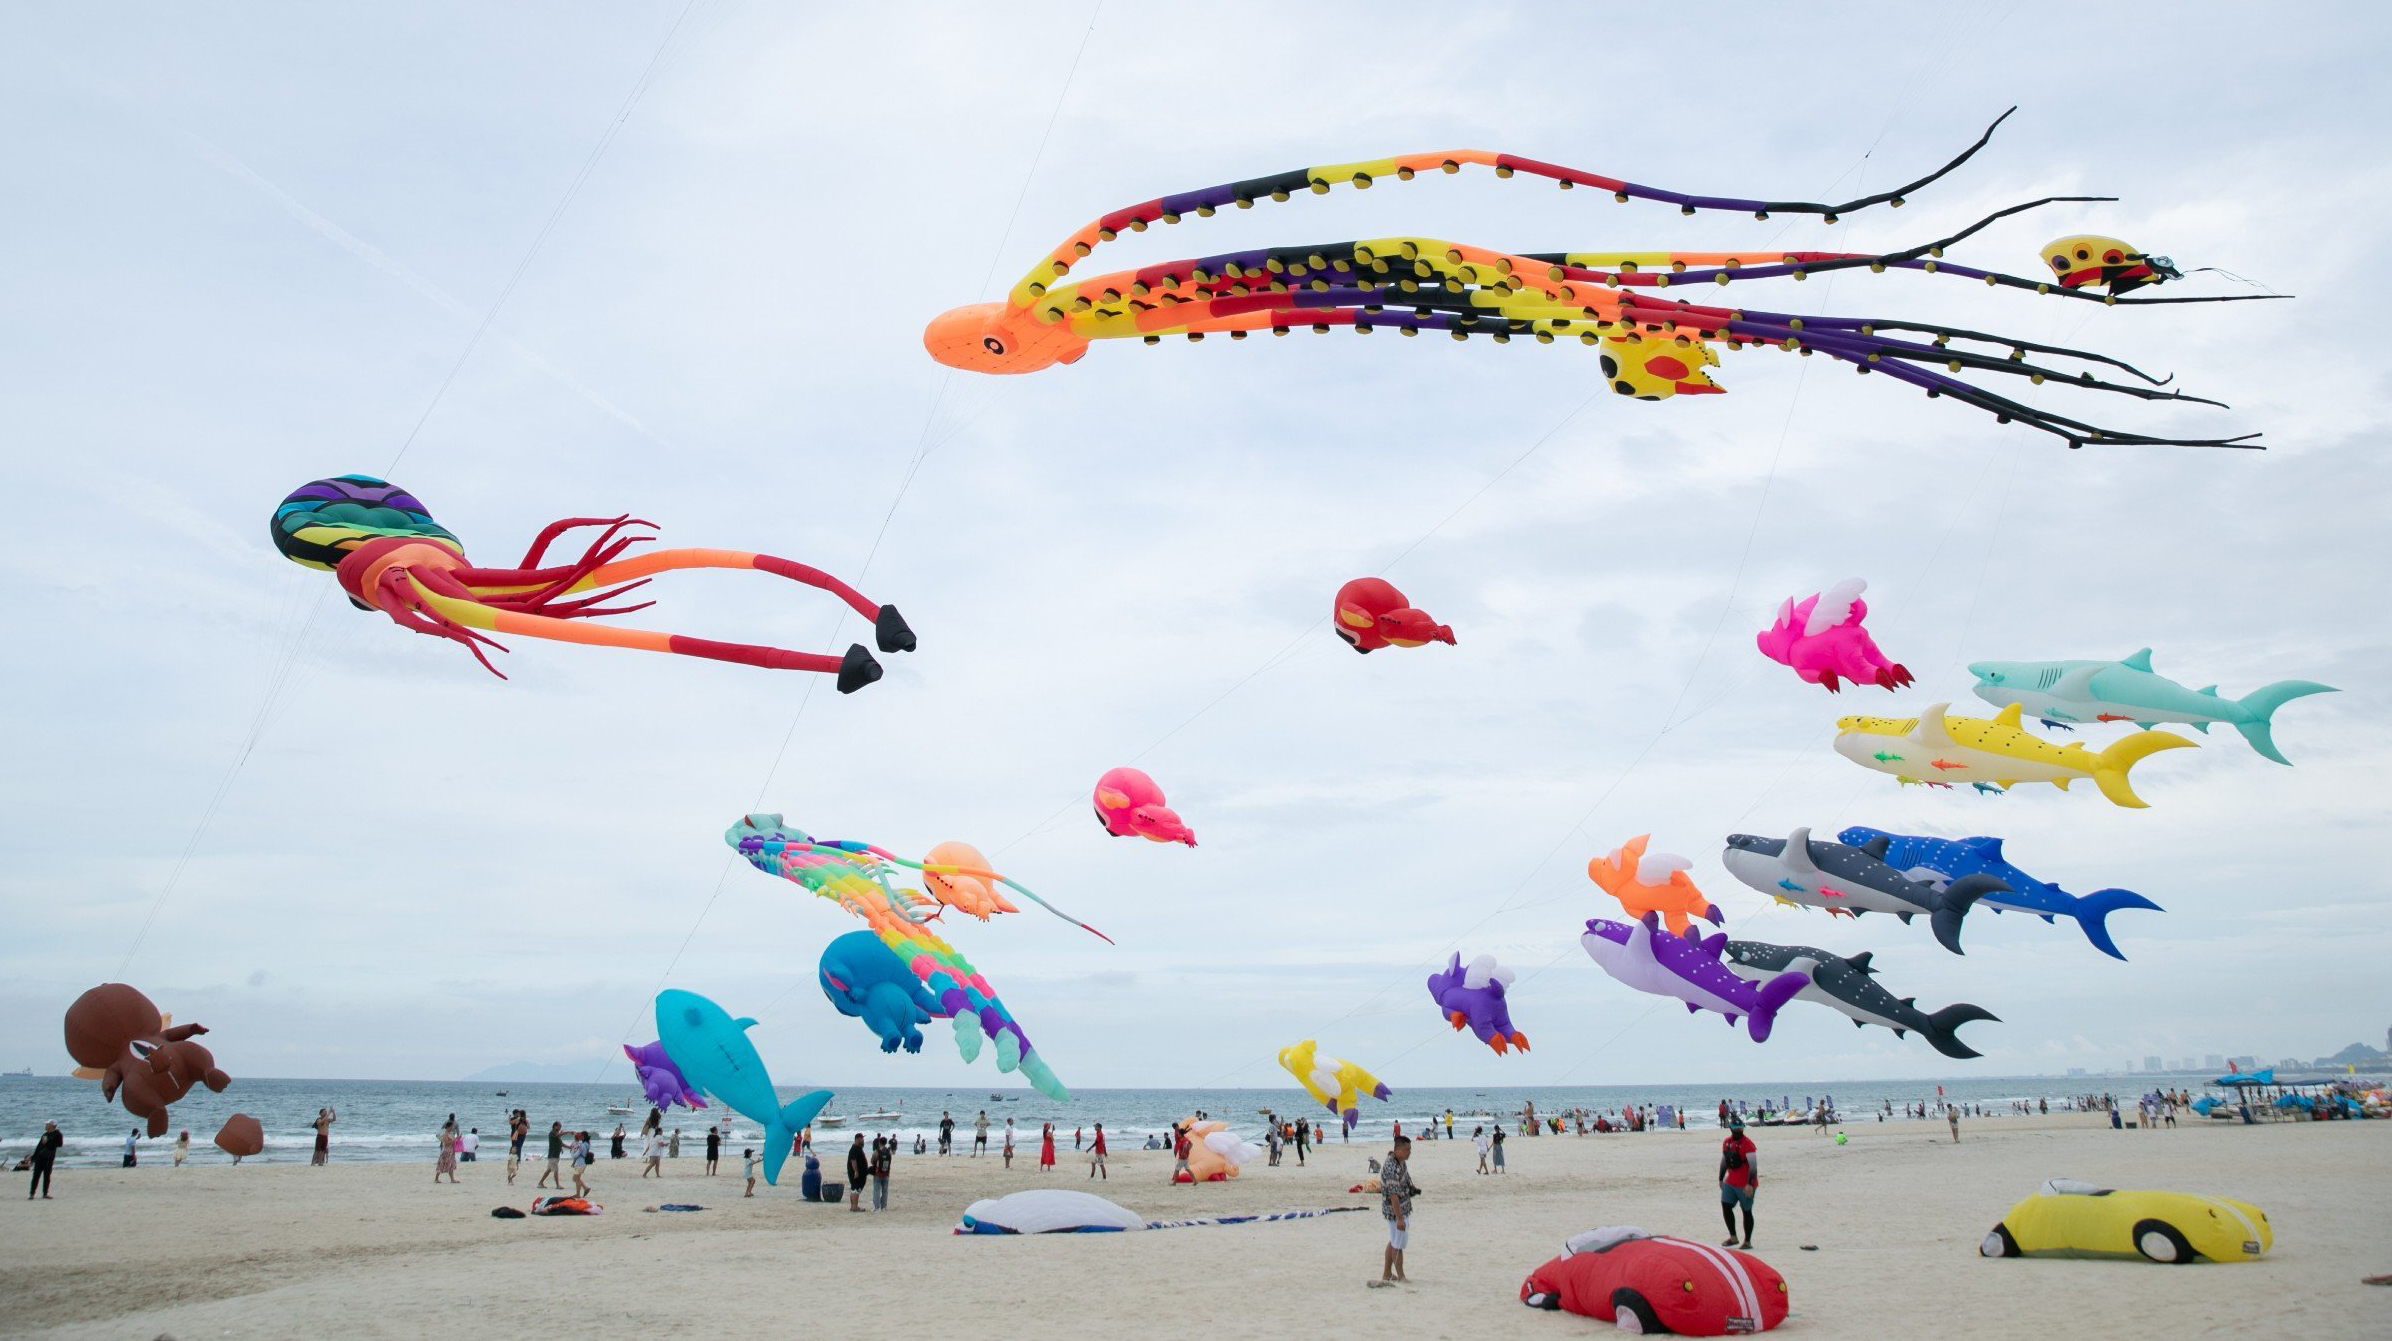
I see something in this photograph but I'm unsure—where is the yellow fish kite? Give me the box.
[1833,702,2193,808]
[1277,1040,1392,1135]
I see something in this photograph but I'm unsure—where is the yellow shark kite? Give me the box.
[1833,702,2194,808]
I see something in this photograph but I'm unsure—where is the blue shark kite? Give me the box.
[1968,649,2334,765]
[1837,826,2162,960]
[654,989,832,1186]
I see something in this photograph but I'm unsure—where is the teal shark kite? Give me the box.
[1968,650,2334,765]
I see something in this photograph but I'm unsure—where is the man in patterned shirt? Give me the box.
[1371,1134,1416,1287]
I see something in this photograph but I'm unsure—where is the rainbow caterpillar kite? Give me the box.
[273,476,914,690]
[727,814,1075,1101]
[925,110,2278,449]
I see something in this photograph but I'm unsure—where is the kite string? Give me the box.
[115,3,710,979]
[597,0,1107,1079]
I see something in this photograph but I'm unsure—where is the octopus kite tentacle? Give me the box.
[926,111,2273,449]
[271,476,915,689]
[728,816,1072,1101]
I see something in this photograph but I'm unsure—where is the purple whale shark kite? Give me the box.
[623,1040,707,1111]
[1580,914,1811,1043]
[1426,953,1529,1055]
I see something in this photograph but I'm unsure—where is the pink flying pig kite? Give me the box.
[1756,578,1912,693]
[1092,766,1196,846]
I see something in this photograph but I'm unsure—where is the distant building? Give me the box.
[2065,1067,2086,1077]
[2205,1054,2225,1070]
[2233,1056,2258,1070]
[2143,1055,2163,1072]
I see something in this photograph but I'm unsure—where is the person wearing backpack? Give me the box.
[1717,1116,1758,1248]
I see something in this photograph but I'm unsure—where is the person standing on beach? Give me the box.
[641,1128,664,1179]
[1370,1134,1416,1289]
[461,1127,480,1162]
[1002,1118,1017,1168]
[1473,1125,1490,1174]
[122,1129,139,1168]
[570,1131,593,1197]
[27,1121,62,1199]
[434,1118,460,1184]
[742,1148,757,1197]
[538,1122,565,1188]
[1293,1120,1308,1167]
[509,1110,528,1164]
[938,1112,954,1156]
[1169,1126,1192,1184]
[1265,1123,1282,1167]
[610,1124,627,1160]
[704,1123,721,1176]
[1443,1109,1454,1141]
[669,1128,681,1159]
[871,1136,893,1211]
[1718,1117,1757,1249]
[974,1110,990,1157]
[845,1133,869,1211]
[1947,1105,1961,1142]
[1491,1127,1506,1173]
[1039,1121,1056,1173]
[173,1131,189,1167]
[311,1107,336,1166]
[1088,1123,1108,1181]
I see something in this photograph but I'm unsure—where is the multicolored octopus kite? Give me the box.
[272,475,914,690]
[727,814,1091,1101]
[924,110,2281,450]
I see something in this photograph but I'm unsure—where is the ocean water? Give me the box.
[0,1074,2127,1169]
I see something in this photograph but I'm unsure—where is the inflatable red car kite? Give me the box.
[1521,1227,1787,1335]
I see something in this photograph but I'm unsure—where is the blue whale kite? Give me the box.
[654,989,831,1186]
[1837,827,2161,961]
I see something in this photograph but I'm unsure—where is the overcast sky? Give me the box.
[4,1,2386,1093]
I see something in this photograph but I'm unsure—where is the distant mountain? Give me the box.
[459,1061,624,1085]
[2319,1042,2388,1066]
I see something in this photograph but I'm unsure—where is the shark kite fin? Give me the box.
[2121,648,2154,671]
[1846,951,1875,975]
[1992,702,2025,728]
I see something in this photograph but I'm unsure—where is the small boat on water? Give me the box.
[858,1102,904,1122]
[815,1114,848,1127]
[606,1102,639,1115]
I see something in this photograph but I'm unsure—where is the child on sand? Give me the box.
[743,1148,757,1197]
[172,1132,189,1167]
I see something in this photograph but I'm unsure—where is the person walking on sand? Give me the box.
[1718,1117,1758,1249]
[1169,1126,1193,1184]
[27,1121,62,1199]
[434,1118,460,1184]
[1473,1125,1491,1175]
[641,1128,664,1179]
[871,1135,893,1211]
[122,1128,139,1168]
[311,1107,336,1166]
[704,1123,721,1176]
[1039,1121,1056,1173]
[1370,1133,1416,1288]
[1003,1118,1017,1169]
[974,1110,990,1157]
[1088,1123,1108,1181]
[1947,1105,1961,1143]
[570,1131,594,1197]
[845,1134,870,1211]
[538,1122,565,1189]
[743,1148,757,1197]
[173,1131,189,1167]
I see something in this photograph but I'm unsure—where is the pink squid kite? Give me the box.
[1756,578,1912,693]
[1092,767,1196,846]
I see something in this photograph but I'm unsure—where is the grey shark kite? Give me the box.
[1720,827,2008,954]
[1724,940,1999,1059]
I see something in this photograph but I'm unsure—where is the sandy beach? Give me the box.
[3,1112,2382,1338]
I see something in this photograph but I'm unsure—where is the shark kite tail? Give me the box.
[763,1089,834,1187]
[1929,873,2006,954]
[2232,681,2337,765]
[2090,729,2196,808]
[2072,887,2165,960]
[1922,1003,2000,1060]
[1744,970,1811,1044]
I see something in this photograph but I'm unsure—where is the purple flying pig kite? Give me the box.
[1426,952,1529,1055]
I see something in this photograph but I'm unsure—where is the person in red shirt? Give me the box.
[1717,1117,1758,1248]
[1170,1126,1192,1183]
[1088,1122,1108,1180]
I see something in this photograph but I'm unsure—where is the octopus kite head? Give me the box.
[2041,235,2179,296]
[271,475,462,573]
[1599,336,1723,400]
[923,302,1090,374]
